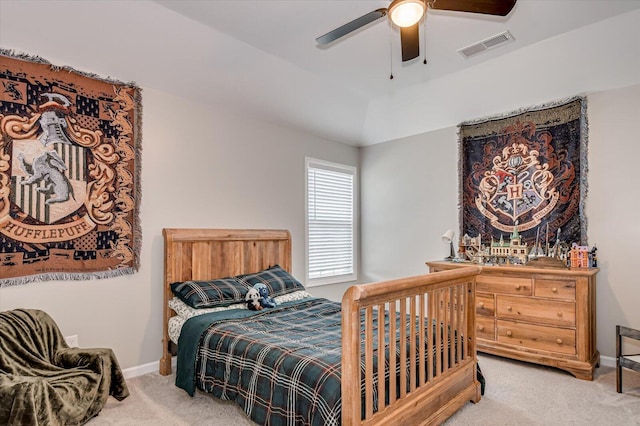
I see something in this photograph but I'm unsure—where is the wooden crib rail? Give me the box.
[341,267,481,426]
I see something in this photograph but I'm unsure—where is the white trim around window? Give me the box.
[305,157,358,287]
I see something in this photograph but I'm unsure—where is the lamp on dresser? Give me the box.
[442,229,456,260]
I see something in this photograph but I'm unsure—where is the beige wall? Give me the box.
[0,0,360,372]
[2,0,639,374]
[360,126,459,282]
[0,87,359,370]
[587,84,640,357]
[360,83,640,360]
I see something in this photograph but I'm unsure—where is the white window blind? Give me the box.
[306,158,357,285]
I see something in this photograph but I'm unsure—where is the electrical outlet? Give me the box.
[65,334,78,347]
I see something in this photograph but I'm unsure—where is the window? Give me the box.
[305,158,357,286]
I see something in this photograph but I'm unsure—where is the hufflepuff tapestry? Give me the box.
[0,50,141,286]
[459,97,587,249]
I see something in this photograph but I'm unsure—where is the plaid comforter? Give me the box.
[177,298,348,426]
[175,298,465,426]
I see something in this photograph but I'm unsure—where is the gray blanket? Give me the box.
[0,308,129,425]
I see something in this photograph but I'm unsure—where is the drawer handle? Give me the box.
[515,285,521,290]
[507,306,513,312]
[556,339,563,345]
[506,330,513,337]
[557,312,563,317]
[478,302,484,308]
[479,325,484,331]
[552,287,558,293]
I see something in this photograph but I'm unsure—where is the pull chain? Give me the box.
[423,3,428,65]
[389,25,394,80]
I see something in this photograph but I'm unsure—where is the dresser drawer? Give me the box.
[476,275,532,296]
[497,320,576,355]
[426,261,598,380]
[534,278,576,300]
[497,295,575,327]
[476,293,495,316]
[476,316,495,341]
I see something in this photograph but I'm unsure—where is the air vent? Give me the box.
[458,31,514,59]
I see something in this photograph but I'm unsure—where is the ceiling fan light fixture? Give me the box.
[388,0,426,28]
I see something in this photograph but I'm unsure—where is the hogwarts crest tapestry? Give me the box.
[0,50,141,286]
[459,97,587,250]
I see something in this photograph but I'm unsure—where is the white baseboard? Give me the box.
[600,355,615,368]
[122,356,176,379]
[121,355,615,380]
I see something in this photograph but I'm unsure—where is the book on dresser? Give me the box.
[426,260,599,380]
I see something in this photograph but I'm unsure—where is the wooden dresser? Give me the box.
[427,261,599,380]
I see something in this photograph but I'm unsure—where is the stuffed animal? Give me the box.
[245,287,263,311]
[253,283,276,308]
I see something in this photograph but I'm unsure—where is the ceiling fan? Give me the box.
[316,0,517,62]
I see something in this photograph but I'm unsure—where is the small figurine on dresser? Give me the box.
[570,243,590,268]
[590,245,598,267]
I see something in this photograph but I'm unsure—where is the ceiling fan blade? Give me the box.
[316,8,387,45]
[428,0,517,16]
[400,24,420,62]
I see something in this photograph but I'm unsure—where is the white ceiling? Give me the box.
[151,0,640,145]
[2,1,640,146]
[154,0,632,99]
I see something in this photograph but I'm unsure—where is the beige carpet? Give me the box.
[91,354,640,425]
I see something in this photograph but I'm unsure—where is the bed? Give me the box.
[159,228,481,425]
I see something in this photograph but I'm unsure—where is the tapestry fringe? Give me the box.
[0,48,139,89]
[579,97,589,245]
[0,47,143,284]
[0,268,136,288]
[458,95,587,127]
[131,74,144,272]
[456,126,464,240]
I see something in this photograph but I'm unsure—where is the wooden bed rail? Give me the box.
[341,267,481,426]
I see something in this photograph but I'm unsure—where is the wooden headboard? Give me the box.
[160,228,291,374]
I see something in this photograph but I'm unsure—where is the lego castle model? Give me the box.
[459,224,576,267]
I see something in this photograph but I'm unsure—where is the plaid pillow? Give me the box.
[170,277,247,309]
[237,265,305,298]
